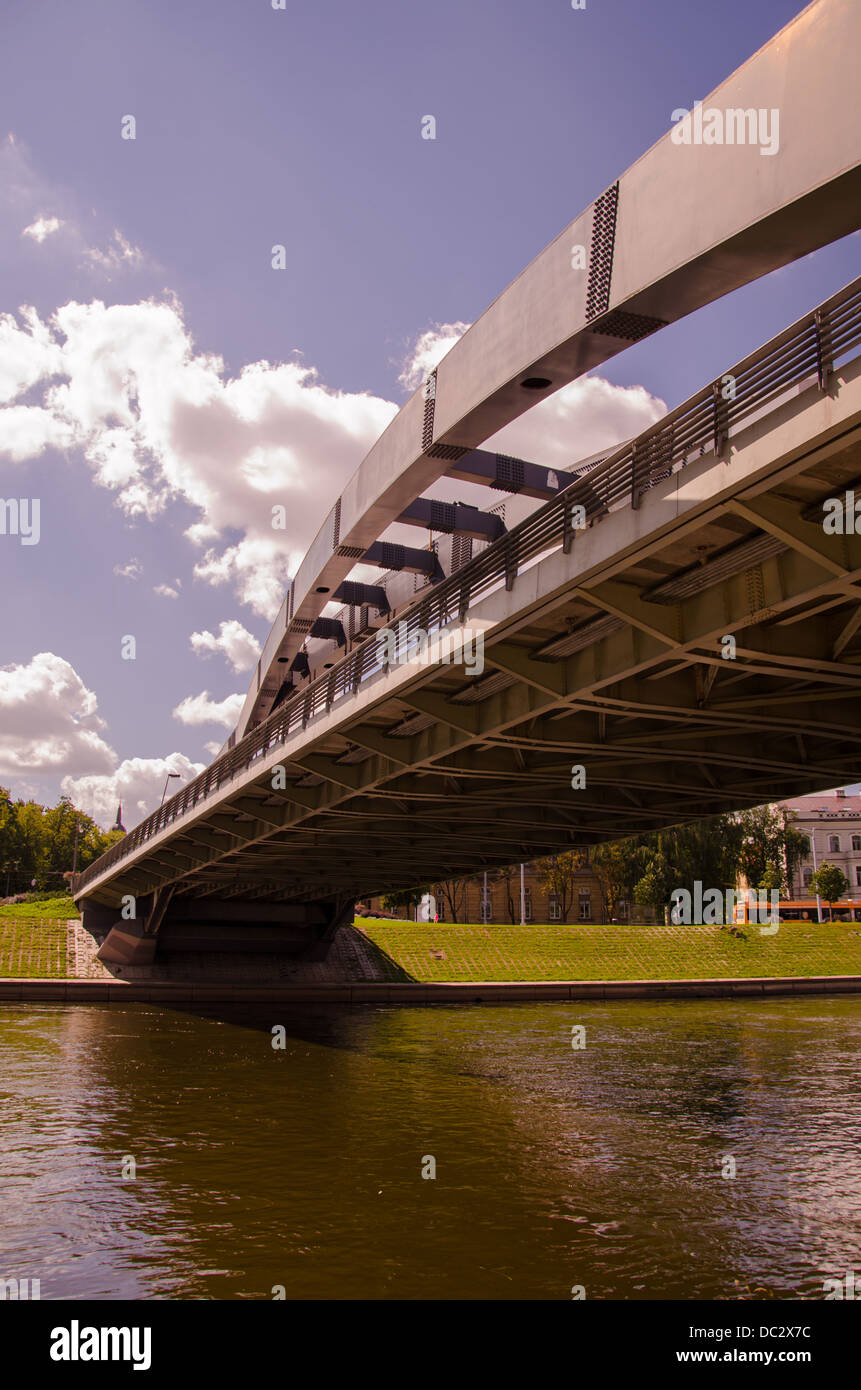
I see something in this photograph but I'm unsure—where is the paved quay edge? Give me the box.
[2,975,861,1003]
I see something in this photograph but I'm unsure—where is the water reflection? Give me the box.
[0,998,860,1299]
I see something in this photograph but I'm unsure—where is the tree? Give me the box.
[432,878,468,923]
[736,804,804,897]
[380,887,425,919]
[492,865,522,924]
[808,863,850,921]
[536,851,588,923]
[591,841,644,922]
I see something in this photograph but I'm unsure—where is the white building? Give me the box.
[780,789,861,899]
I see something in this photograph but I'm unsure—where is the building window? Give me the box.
[803,869,813,887]
[524,887,533,922]
[548,893,561,921]
[801,836,811,855]
[856,866,861,888]
[853,836,861,852]
[829,835,841,853]
[578,889,591,922]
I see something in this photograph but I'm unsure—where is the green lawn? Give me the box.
[356,918,861,982]
[2,914,861,985]
[0,895,78,920]
[0,919,69,977]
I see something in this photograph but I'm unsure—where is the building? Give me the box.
[780,789,861,900]
[364,858,616,925]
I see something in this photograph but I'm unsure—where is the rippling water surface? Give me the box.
[1,998,860,1299]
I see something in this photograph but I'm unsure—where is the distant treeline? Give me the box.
[0,790,123,896]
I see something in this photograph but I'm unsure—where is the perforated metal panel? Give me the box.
[585,182,619,321]
[426,442,470,460]
[430,500,456,533]
[332,497,341,547]
[450,535,473,573]
[493,454,526,491]
[379,542,406,571]
[422,369,437,451]
[589,308,668,342]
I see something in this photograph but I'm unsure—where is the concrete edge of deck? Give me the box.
[1,975,861,1003]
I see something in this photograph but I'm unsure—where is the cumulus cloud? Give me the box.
[400,321,666,468]
[0,651,207,828]
[398,321,471,393]
[154,581,181,599]
[172,690,244,728]
[22,215,63,243]
[0,295,398,618]
[0,652,116,779]
[190,619,260,674]
[487,374,666,468]
[62,752,205,829]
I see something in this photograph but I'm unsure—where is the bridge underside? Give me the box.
[78,346,861,956]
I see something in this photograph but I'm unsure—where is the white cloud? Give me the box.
[0,652,116,779]
[2,135,152,280]
[398,321,471,393]
[154,581,181,599]
[203,740,222,757]
[172,690,244,728]
[399,321,666,467]
[0,295,398,618]
[0,306,65,404]
[113,557,143,580]
[487,373,666,467]
[190,619,260,674]
[0,651,207,829]
[22,215,64,243]
[62,753,205,829]
[85,229,146,275]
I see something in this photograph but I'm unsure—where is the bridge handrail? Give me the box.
[74,275,861,894]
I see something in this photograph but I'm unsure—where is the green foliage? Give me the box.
[616,806,808,921]
[0,895,78,919]
[380,886,426,916]
[0,788,116,896]
[535,851,588,923]
[808,863,850,912]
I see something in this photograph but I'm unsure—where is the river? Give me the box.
[1,997,860,1300]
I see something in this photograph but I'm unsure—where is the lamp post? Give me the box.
[810,829,823,923]
[71,821,83,877]
[161,772,180,805]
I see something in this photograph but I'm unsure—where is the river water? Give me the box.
[1,997,860,1300]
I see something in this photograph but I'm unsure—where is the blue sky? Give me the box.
[0,0,856,826]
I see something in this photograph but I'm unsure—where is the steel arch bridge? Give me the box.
[74,0,861,964]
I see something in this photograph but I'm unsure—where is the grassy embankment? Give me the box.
[1,904,861,982]
[0,898,77,977]
[356,918,861,983]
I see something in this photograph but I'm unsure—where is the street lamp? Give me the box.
[161,772,180,805]
[71,821,83,877]
[810,828,823,924]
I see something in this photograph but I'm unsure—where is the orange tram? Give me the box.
[733,897,861,924]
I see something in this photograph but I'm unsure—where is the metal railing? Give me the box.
[75,275,861,893]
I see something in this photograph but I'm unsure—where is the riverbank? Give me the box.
[357,918,861,981]
[1,974,861,1003]
[2,916,861,1001]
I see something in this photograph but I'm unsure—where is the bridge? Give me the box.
[74,0,861,964]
